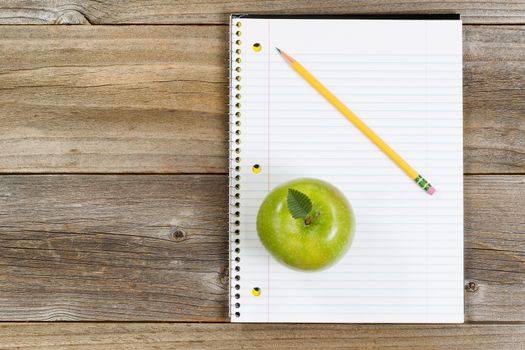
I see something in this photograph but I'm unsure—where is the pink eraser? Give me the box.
[427,187,436,195]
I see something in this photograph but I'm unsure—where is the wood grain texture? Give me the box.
[0,175,523,321]
[0,26,229,174]
[464,176,525,321]
[0,323,524,350]
[0,0,524,24]
[0,25,524,174]
[463,26,525,173]
[0,175,229,321]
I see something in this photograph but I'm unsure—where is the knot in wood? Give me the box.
[219,267,229,287]
[465,281,479,292]
[170,228,186,242]
[55,10,92,24]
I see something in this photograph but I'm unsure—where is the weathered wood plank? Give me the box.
[464,176,525,321]
[0,26,229,174]
[0,175,523,321]
[0,175,229,321]
[463,26,525,173]
[0,0,524,24]
[0,25,523,174]
[0,323,524,350]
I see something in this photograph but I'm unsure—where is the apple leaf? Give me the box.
[287,188,313,219]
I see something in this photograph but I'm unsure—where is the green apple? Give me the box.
[256,178,355,271]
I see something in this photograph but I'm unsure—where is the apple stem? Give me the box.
[304,211,320,226]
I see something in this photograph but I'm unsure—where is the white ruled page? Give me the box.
[230,17,463,323]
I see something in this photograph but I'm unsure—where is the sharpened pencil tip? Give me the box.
[275,48,295,64]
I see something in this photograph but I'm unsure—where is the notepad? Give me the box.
[229,15,464,323]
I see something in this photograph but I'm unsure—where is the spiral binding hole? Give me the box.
[235,174,241,180]
[235,293,240,299]
[236,40,241,45]
[235,266,240,271]
[252,164,262,174]
[235,257,240,262]
[235,311,240,317]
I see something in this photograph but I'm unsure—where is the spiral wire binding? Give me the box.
[229,17,242,319]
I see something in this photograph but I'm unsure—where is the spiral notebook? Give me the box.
[229,15,464,323]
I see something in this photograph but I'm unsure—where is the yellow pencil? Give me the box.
[276,48,435,195]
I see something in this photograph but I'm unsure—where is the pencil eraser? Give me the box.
[427,187,436,195]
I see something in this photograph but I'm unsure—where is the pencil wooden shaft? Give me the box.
[292,61,419,179]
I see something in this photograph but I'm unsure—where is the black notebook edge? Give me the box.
[232,14,460,20]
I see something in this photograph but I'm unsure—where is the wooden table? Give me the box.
[0,1,524,348]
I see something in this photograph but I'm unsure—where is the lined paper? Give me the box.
[230,17,463,323]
